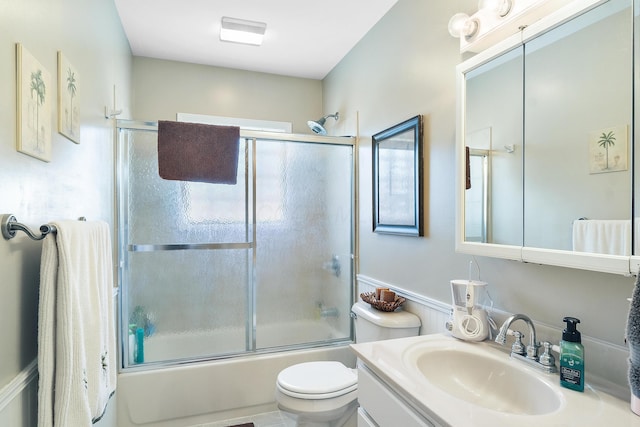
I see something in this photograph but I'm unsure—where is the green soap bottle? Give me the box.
[559,317,584,392]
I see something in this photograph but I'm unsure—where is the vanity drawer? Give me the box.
[357,364,435,427]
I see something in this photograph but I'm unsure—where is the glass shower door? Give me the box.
[119,123,252,366]
[117,121,355,368]
[254,140,354,349]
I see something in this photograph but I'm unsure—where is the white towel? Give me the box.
[38,220,116,426]
[572,219,631,256]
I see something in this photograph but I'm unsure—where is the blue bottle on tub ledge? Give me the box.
[135,327,144,364]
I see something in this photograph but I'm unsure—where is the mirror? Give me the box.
[373,115,423,236]
[464,47,523,247]
[635,0,640,273]
[523,0,632,255]
[457,0,634,274]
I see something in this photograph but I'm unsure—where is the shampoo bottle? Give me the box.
[559,317,584,392]
[135,327,145,364]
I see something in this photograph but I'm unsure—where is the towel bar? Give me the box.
[1,214,86,241]
[1,214,56,241]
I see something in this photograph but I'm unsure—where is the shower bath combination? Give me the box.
[116,119,356,369]
[307,112,339,135]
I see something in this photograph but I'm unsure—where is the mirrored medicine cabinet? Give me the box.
[455,0,639,275]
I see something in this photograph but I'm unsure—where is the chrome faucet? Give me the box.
[496,314,538,359]
[495,313,557,373]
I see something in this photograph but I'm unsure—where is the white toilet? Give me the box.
[275,301,421,427]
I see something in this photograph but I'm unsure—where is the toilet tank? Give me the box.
[351,301,421,343]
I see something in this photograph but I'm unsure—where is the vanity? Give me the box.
[455,0,640,275]
[352,334,639,427]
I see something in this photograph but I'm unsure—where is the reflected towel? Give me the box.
[465,146,471,190]
[38,220,116,426]
[158,120,240,184]
[572,219,630,256]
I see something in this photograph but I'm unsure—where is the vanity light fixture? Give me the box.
[220,17,267,46]
[448,0,572,53]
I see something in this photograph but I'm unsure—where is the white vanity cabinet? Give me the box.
[357,362,439,427]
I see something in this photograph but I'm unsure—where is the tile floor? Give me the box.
[191,410,296,427]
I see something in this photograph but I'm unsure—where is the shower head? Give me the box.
[307,112,339,135]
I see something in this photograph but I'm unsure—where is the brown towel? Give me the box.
[465,146,471,190]
[157,120,240,184]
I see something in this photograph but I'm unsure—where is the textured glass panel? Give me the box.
[125,249,248,364]
[120,127,251,366]
[255,140,353,349]
[126,130,250,245]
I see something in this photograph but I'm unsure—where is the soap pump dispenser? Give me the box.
[559,317,584,392]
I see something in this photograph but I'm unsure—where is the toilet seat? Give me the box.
[276,361,357,400]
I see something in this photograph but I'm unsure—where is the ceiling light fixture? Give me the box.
[220,17,267,46]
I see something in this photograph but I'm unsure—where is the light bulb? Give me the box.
[478,0,513,17]
[448,13,479,38]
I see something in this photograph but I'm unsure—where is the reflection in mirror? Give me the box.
[636,0,640,259]
[523,0,632,255]
[464,47,523,246]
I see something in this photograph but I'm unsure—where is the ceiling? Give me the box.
[114,0,399,80]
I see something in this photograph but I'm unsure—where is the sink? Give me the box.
[352,334,636,426]
[403,342,562,415]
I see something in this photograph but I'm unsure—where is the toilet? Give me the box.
[275,301,421,427]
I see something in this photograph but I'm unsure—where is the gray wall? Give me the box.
[324,0,634,355]
[132,56,323,133]
[0,0,132,426]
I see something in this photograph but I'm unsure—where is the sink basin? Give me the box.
[404,343,562,415]
[353,334,636,426]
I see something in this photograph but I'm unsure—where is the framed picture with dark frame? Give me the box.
[372,115,423,236]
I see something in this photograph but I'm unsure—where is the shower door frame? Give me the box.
[115,120,359,370]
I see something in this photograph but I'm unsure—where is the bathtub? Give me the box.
[138,319,348,364]
[116,320,354,427]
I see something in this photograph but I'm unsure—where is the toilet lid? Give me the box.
[277,361,357,399]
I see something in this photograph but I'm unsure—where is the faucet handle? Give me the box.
[539,341,556,367]
[526,341,540,360]
[511,331,526,356]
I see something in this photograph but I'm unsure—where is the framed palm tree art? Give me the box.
[57,51,80,144]
[589,125,628,174]
[16,43,52,162]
